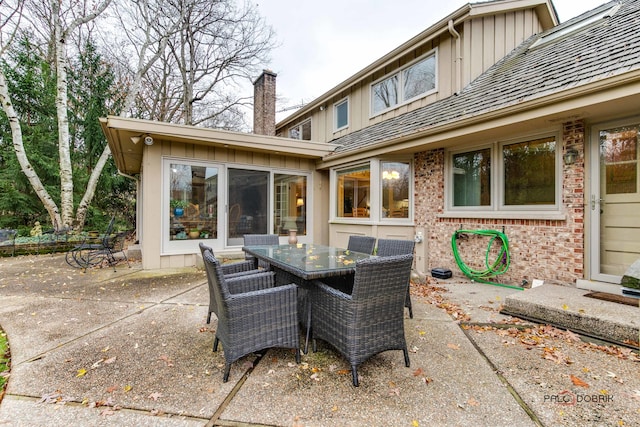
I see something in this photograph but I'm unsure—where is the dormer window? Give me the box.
[289,119,311,140]
[371,50,437,115]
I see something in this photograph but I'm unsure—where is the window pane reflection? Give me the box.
[274,174,307,236]
[382,162,410,218]
[170,164,218,240]
[337,166,370,217]
[503,137,556,205]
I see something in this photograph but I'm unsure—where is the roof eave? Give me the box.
[276,0,557,128]
[101,116,338,175]
[317,69,640,169]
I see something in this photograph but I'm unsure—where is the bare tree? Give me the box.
[142,0,275,128]
[0,0,177,229]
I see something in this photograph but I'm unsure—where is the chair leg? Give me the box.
[213,336,219,352]
[294,348,301,364]
[206,311,212,324]
[351,365,359,387]
[223,363,231,382]
[403,347,410,367]
[406,289,413,319]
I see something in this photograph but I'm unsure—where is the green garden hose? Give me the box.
[451,229,523,290]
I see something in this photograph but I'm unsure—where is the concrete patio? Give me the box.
[0,253,637,426]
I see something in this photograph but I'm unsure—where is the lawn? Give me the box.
[0,328,8,401]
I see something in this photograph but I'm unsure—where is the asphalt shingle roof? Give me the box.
[330,0,640,155]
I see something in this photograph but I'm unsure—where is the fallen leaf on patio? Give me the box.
[413,368,424,376]
[100,408,115,417]
[158,355,174,367]
[389,387,400,396]
[288,362,296,367]
[331,405,338,412]
[570,374,589,388]
[123,385,132,392]
[410,346,419,353]
[337,369,350,375]
[310,373,320,381]
[150,409,165,416]
[148,392,163,401]
[76,368,87,377]
[562,304,569,310]
[467,397,480,406]
[106,385,118,393]
[104,357,116,364]
[101,346,110,352]
[267,369,275,374]
[422,377,433,384]
[447,343,460,350]
[311,367,320,373]
[412,420,419,427]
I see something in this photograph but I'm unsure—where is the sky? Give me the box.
[252,0,610,120]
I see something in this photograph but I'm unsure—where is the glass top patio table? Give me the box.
[242,243,374,281]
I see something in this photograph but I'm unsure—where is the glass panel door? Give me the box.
[591,123,640,282]
[227,169,269,246]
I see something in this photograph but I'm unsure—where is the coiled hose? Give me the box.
[451,229,522,290]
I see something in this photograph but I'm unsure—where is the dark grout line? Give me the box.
[16,282,208,366]
[2,393,211,423]
[205,353,266,427]
[459,324,546,427]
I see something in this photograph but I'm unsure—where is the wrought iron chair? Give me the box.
[347,235,376,255]
[375,238,416,318]
[310,253,414,386]
[243,234,279,269]
[199,243,262,324]
[201,247,300,382]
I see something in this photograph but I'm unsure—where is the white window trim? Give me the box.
[330,158,413,224]
[369,48,438,118]
[443,133,564,219]
[333,97,349,133]
[162,157,314,255]
[289,118,312,140]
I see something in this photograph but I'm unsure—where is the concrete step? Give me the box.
[501,284,639,345]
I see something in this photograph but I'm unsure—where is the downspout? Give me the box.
[448,20,462,94]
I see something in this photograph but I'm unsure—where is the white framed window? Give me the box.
[334,98,349,132]
[289,119,311,140]
[371,50,437,116]
[446,134,561,215]
[331,159,413,222]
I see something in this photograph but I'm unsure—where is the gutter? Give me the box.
[448,20,462,94]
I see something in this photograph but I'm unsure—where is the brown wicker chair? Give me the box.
[347,235,376,255]
[310,253,414,386]
[199,243,262,324]
[376,238,416,318]
[201,246,300,382]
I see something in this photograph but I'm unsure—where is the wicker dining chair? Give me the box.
[199,243,263,324]
[310,253,414,386]
[375,238,416,318]
[201,247,300,382]
[347,235,376,255]
[243,234,279,269]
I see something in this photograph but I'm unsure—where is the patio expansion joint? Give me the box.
[0,393,212,423]
[458,323,545,427]
[15,279,209,367]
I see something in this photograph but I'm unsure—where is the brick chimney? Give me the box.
[253,69,277,136]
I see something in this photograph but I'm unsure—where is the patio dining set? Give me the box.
[199,234,415,387]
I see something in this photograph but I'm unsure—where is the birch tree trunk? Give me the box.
[0,69,63,227]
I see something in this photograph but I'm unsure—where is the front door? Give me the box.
[590,121,640,283]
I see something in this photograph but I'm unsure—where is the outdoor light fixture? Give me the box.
[130,136,141,144]
[296,197,304,207]
[144,135,154,146]
[563,148,579,165]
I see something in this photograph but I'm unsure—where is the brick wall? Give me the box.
[253,70,277,136]
[414,121,585,286]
